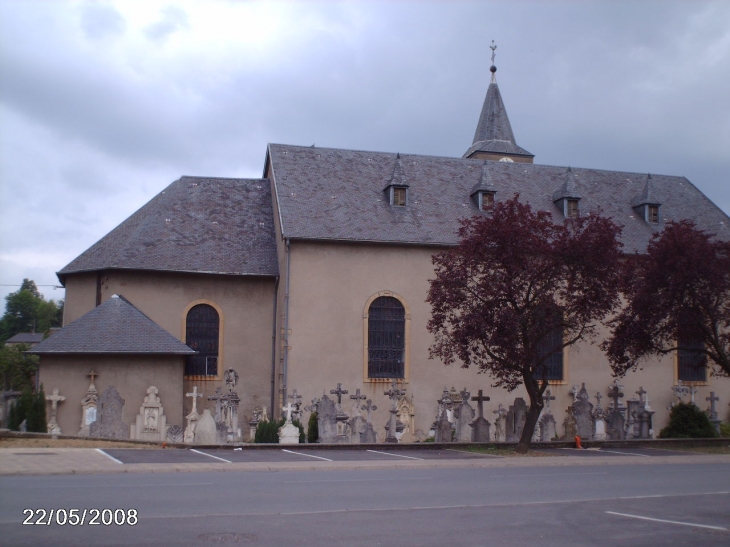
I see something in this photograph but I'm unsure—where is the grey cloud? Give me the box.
[79,2,126,40]
[144,5,189,45]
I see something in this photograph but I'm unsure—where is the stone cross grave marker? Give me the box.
[471,390,491,442]
[471,390,490,418]
[208,387,224,423]
[282,402,295,422]
[543,389,556,410]
[361,399,378,443]
[594,391,602,409]
[707,392,720,420]
[187,386,203,416]
[79,370,99,436]
[330,383,349,407]
[87,369,98,385]
[454,388,474,442]
[350,388,367,415]
[184,386,203,443]
[636,386,647,406]
[608,383,624,410]
[289,389,303,420]
[384,381,406,443]
[46,388,66,434]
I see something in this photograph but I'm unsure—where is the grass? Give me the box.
[655,444,730,455]
[0,437,153,449]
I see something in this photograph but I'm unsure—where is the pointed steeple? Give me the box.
[383,153,409,206]
[464,42,534,163]
[631,174,659,207]
[552,167,581,202]
[471,161,497,195]
[384,152,409,189]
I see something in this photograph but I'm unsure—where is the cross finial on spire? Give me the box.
[490,40,498,83]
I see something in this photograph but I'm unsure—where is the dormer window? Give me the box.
[392,187,407,206]
[479,191,495,211]
[648,205,659,223]
[567,199,579,218]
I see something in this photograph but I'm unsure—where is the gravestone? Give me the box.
[634,387,654,439]
[383,381,406,443]
[317,395,338,443]
[194,409,217,444]
[593,392,607,441]
[208,387,224,423]
[348,389,368,443]
[89,386,128,440]
[361,399,378,443]
[471,390,491,442]
[78,369,99,436]
[539,389,557,442]
[216,421,229,444]
[330,383,351,443]
[505,398,528,442]
[573,383,594,440]
[492,404,507,442]
[562,406,577,440]
[396,393,416,443]
[707,392,721,434]
[454,388,475,443]
[606,381,626,440]
[45,388,66,435]
[278,402,300,444]
[435,390,454,443]
[130,386,167,442]
[184,386,203,443]
[625,398,641,439]
[166,424,184,443]
[249,408,263,442]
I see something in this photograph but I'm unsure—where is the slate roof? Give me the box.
[58,177,278,282]
[268,143,730,253]
[6,333,46,344]
[27,295,195,355]
[464,81,533,159]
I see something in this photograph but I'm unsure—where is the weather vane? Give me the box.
[490,40,497,65]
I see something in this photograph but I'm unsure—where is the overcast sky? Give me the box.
[1,0,729,306]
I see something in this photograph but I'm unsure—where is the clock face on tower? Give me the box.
[499,157,514,163]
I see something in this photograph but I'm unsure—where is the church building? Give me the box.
[30,56,730,442]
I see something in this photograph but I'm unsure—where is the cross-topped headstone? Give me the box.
[569,384,581,401]
[304,397,320,414]
[607,383,624,410]
[707,392,720,420]
[207,387,224,422]
[543,389,556,411]
[46,388,66,419]
[594,391,602,409]
[471,390,490,418]
[186,386,203,415]
[636,386,647,404]
[384,381,406,410]
[282,402,295,422]
[361,399,377,424]
[87,369,98,385]
[459,388,471,402]
[330,383,349,405]
[350,388,367,404]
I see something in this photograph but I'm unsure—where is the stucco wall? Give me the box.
[60,270,276,438]
[38,354,184,437]
[283,240,730,440]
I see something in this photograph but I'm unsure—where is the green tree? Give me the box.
[0,343,39,392]
[0,279,63,344]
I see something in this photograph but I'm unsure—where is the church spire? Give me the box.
[463,41,534,163]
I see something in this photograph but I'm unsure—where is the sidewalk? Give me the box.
[2,447,729,476]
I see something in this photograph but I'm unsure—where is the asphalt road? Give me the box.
[1,462,729,546]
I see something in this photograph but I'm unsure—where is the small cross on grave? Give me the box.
[186,386,203,416]
[636,386,647,405]
[282,402,295,422]
[594,391,602,409]
[706,392,720,421]
[304,397,320,414]
[362,399,378,424]
[87,369,98,385]
[208,387,225,422]
[384,381,406,410]
[350,388,367,414]
[471,390,491,418]
[289,389,303,418]
[672,380,690,402]
[543,389,556,411]
[569,384,581,401]
[330,383,349,406]
[607,383,624,410]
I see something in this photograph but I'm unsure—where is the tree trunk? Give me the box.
[515,377,544,454]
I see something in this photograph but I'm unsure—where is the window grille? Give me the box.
[677,312,706,382]
[534,310,564,381]
[368,296,405,378]
[185,304,220,376]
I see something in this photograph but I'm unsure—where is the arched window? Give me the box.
[535,308,564,382]
[185,304,219,377]
[368,296,405,379]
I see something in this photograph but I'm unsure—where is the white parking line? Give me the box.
[190,449,231,463]
[605,511,728,531]
[366,450,424,461]
[281,449,333,461]
[95,448,123,464]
